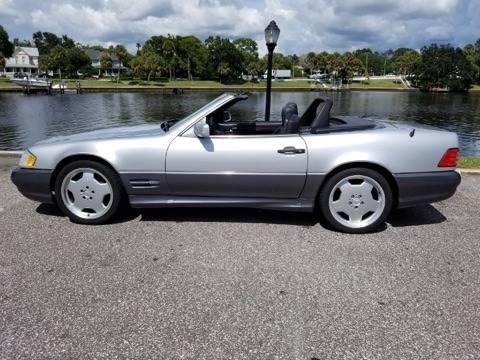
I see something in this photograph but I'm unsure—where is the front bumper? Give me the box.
[10,167,54,204]
[394,171,461,208]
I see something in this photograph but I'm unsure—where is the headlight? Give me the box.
[19,150,37,168]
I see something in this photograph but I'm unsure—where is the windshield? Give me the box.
[166,94,233,132]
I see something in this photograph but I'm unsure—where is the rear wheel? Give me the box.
[319,168,393,233]
[54,160,123,224]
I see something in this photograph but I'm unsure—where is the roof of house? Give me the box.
[86,49,119,62]
[16,47,39,57]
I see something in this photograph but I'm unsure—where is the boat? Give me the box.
[11,76,50,89]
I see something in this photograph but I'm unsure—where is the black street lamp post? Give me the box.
[264,20,280,122]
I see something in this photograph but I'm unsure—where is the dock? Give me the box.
[20,81,83,95]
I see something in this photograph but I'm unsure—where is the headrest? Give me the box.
[281,102,298,124]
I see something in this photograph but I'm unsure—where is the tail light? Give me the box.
[438,148,459,167]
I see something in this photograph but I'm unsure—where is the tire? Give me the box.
[54,160,123,224]
[318,168,393,234]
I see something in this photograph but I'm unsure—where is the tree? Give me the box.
[65,47,90,77]
[464,39,480,83]
[326,52,343,74]
[130,48,164,80]
[163,35,179,80]
[33,31,75,55]
[392,50,420,76]
[217,62,232,80]
[33,31,61,55]
[354,48,389,76]
[177,35,207,80]
[205,36,243,82]
[113,44,131,82]
[246,58,266,79]
[144,35,180,80]
[39,45,68,80]
[100,53,113,78]
[0,25,13,69]
[341,52,364,80]
[233,38,258,61]
[13,38,33,47]
[233,37,258,75]
[61,34,75,48]
[304,52,318,74]
[38,54,52,73]
[415,44,474,92]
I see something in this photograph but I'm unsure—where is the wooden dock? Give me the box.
[21,81,82,95]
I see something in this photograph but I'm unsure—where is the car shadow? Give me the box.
[35,203,139,224]
[387,204,446,227]
[139,207,318,226]
[36,203,447,229]
[36,203,64,217]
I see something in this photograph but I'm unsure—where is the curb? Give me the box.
[0,151,22,166]
[0,150,22,158]
[459,169,480,175]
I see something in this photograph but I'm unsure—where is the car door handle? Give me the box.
[277,146,305,154]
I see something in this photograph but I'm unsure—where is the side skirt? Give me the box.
[128,195,315,212]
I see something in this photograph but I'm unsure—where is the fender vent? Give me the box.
[129,179,161,188]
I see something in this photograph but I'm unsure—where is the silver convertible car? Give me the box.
[11,93,461,233]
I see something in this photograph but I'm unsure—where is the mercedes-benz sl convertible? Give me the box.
[11,93,461,233]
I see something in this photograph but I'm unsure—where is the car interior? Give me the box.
[206,96,378,136]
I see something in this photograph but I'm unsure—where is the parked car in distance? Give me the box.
[263,69,292,79]
[308,73,329,80]
[11,93,461,233]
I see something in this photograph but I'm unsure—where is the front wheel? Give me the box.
[54,160,123,224]
[318,168,393,233]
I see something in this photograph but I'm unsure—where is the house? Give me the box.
[86,49,127,76]
[3,47,39,79]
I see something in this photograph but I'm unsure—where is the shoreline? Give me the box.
[1,86,479,93]
[0,86,421,93]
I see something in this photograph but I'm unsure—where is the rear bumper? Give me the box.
[10,167,54,204]
[394,171,461,208]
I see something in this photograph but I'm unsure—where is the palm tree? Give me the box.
[162,35,179,80]
[114,44,130,83]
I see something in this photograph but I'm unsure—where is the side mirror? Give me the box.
[223,111,232,122]
[194,118,210,138]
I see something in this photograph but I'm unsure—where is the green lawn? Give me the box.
[350,79,404,89]
[70,79,318,89]
[0,77,14,87]
[458,156,480,168]
[1,76,479,90]
[70,78,408,89]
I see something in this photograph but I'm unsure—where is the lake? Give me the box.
[1,91,479,155]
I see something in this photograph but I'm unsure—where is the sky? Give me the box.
[0,0,479,55]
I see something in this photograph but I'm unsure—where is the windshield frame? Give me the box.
[168,93,245,135]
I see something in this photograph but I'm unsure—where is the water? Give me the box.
[1,91,480,155]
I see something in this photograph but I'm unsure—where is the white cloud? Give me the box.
[0,0,477,54]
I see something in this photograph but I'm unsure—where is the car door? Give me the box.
[165,132,308,199]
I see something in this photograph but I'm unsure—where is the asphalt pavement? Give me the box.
[1,165,479,359]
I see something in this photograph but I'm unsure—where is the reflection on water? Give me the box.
[0,91,479,155]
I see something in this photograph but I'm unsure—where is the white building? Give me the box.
[86,49,127,76]
[3,47,39,79]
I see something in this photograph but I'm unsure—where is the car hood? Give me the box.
[35,124,166,145]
